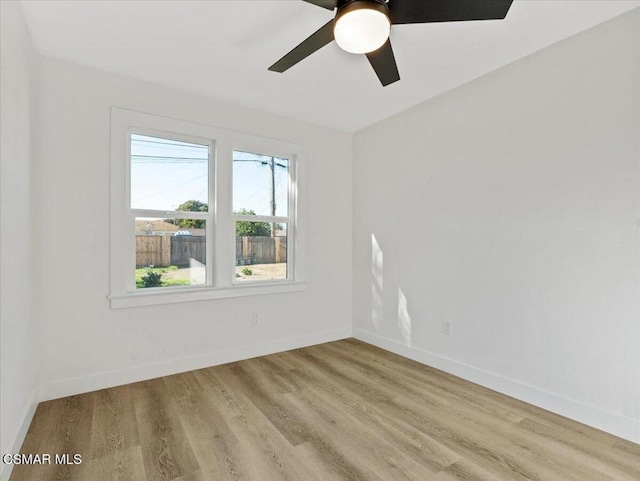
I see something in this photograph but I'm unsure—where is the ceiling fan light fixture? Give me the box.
[334,0,391,54]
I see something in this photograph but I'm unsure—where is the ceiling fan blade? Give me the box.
[269,20,335,73]
[389,0,513,25]
[366,39,400,87]
[303,0,338,10]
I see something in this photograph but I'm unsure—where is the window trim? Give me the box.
[109,107,307,309]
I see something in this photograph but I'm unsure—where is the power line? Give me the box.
[132,155,207,162]
[132,173,208,203]
[233,158,287,169]
[132,137,208,149]
[190,185,209,201]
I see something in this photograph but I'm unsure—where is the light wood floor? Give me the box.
[10,339,640,481]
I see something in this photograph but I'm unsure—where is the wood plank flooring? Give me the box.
[10,339,640,481]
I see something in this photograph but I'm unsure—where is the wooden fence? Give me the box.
[136,235,171,268]
[171,236,206,267]
[136,235,286,268]
[236,236,287,265]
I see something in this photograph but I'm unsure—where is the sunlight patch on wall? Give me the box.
[372,233,384,333]
[398,287,411,347]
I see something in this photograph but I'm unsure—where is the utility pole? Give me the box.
[270,157,276,237]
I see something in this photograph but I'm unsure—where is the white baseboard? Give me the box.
[39,326,352,402]
[353,328,639,444]
[1,387,39,481]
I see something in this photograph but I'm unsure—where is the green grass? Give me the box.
[135,266,190,288]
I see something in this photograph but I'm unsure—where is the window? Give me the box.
[131,133,212,290]
[109,108,306,308]
[233,151,292,283]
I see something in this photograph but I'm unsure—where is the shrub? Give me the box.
[141,266,163,288]
[234,209,271,236]
[241,267,253,276]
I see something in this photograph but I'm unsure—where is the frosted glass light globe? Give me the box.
[334,7,391,54]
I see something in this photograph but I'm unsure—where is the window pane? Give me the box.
[233,150,289,217]
[131,134,209,211]
[235,222,287,282]
[135,217,206,288]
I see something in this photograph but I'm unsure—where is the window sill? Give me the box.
[108,282,307,309]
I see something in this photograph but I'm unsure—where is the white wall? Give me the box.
[0,0,39,474]
[34,57,353,399]
[353,10,640,442]
[4,1,638,455]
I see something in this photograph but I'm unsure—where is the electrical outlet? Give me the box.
[251,313,259,326]
[442,320,451,336]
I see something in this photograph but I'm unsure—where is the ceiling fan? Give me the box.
[269,0,514,86]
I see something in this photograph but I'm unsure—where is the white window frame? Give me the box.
[109,108,306,309]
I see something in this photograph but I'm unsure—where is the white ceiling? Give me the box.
[20,0,640,132]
